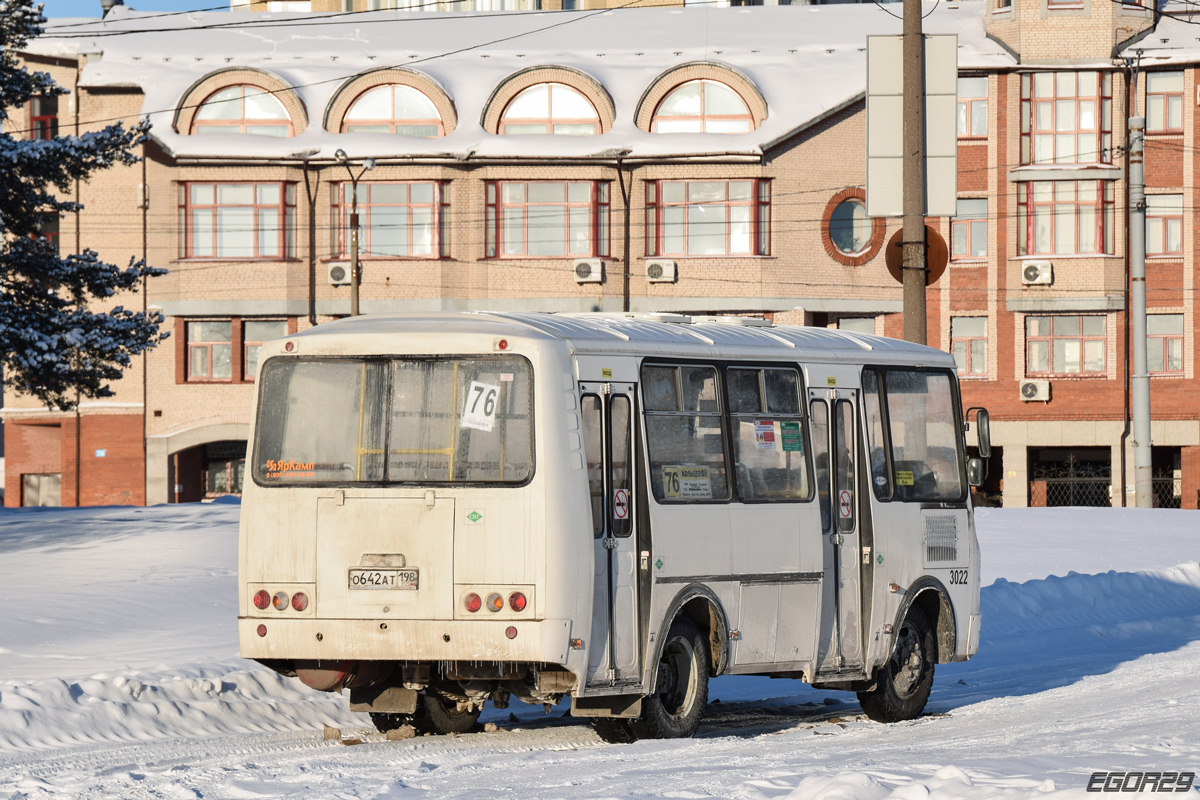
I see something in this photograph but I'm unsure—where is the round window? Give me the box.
[829,198,872,255]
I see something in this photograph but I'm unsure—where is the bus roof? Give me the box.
[291,312,958,368]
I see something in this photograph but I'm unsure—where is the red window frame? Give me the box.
[179,182,295,260]
[333,182,449,259]
[242,319,288,381]
[1148,315,1184,376]
[957,77,988,138]
[30,95,59,140]
[341,84,444,137]
[186,320,234,383]
[951,198,987,260]
[950,317,988,376]
[1146,72,1184,133]
[645,179,771,257]
[191,85,293,136]
[1025,315,1107,377]
[484,181,610,258]
[650,80,754,134]
[1021,72,1113,165]
[498,83,600,136]
[1146,196,1183,257]
[1017,180,1114,256]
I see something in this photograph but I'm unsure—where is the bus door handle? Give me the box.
[603,537,618,550]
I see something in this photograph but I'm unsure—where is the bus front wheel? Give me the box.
[636,616,709,739]
[857,604,935,723]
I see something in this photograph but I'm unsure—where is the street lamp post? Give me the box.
[335,149,375,316]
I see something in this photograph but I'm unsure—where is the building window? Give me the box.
[1146,71,1183,133]
[1021,72,1113,164]
[1026,315,1106,376]
[180,183,295,259]
[485,181,609,258]
[191,85,293,137]
[837,317,875,334]
[187,320,234,382]
[30,94,59,140]
[995,0,1012,10]
[645,180,770,257]
[1017,180,1114,255]
[335,182,448,258]
[951,317,988,376]
[244,320,288,380]
[1148,315,1184,375]
[342,84,443,136]
[33,214,60,255]
[499,84,599,136]
[951,198,987,259]
[204,441,247,497]
[651,80,754,134]
[1147,195,1183,256]
[957,77,987,137]
[828,197,871,256]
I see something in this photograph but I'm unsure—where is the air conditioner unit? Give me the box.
[1019,379,1050,402]
[645,259,677,284]
[573,259,604,284]
[1021,261,1053,286]
[328,262,351,286]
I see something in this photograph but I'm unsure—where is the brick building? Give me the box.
[4,0,1197,508]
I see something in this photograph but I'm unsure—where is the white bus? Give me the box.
[239,312,989,741]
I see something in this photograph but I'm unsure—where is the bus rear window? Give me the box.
[253,357,533,485]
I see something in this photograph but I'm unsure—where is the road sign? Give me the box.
[613,488,629,520]
[838,489,853,519]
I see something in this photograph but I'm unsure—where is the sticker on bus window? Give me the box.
[895,470,914,486]
[461,381,500,432]
[662,465,712,500]
[754,421,776,450]
[780,421,803,453]
[262,459,316,480]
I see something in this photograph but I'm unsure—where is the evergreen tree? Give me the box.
[1,0,167,410]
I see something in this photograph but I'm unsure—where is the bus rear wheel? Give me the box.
[635,616,708,739]
[857,604,935,723]
[423,692,482,734]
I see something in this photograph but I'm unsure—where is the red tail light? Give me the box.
[253,590,270,610]
[508,592,527,612]
[291,592,309,612]
[272,591,290,610]
[465,593,482,613]
[486,592,504,612]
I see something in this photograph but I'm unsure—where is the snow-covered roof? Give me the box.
[29,2,1014,162]
[286,311,958,366]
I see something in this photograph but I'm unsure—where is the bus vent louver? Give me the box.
[924,516,958,563]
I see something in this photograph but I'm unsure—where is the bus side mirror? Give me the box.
[967,457,986,487]
[968,407,991,459]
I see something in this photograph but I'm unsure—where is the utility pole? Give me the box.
[335,149,375,317]
[1127,57,1152,508]
[901,0,928,345]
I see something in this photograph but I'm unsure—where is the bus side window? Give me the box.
[610,395,632,536]
[728,367,811,502]
[861,368,892,500]
[642,364,731,503]
[582,395,604,539]
[810,400,831,530]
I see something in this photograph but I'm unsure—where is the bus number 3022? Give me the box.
[949,569,969,586]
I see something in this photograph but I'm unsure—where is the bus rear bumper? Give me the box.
[239,617,572,664]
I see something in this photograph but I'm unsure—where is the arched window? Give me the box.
[192,85,292,137]
[652,80,753,134]
[500,83,599,136]
[342,84,444,137]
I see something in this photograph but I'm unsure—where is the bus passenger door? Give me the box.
[810,390,865,675]
[581,384,640,687]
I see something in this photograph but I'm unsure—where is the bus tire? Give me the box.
[636,616,708,739]
[591,718,637,744]
[369,711,425,735]
[857,604,935,723]
[423,692,482,735]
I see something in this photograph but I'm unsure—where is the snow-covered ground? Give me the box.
[0,504,1196,799]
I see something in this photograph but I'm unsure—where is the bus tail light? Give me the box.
[486,592,504,612]
[253,590,270,610]
[291,592,309,612]
[272,591,290,610]
[508,592,527,612]
[465,593,482,613]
